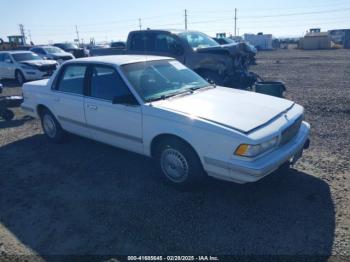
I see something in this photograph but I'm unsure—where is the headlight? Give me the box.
[235,136,279,157]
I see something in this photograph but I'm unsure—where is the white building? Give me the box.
[244,33,273,50]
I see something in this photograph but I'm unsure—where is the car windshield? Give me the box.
[122,59,210,102]
[12,52,41,62]
[44,47,64,54]
[179,32,219,50]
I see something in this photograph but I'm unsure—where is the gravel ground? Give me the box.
[0,49,349,260]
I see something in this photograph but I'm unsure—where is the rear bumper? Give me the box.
[204,121,310,183]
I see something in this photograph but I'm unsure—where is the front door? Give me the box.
[84,64,143,154]
[50,63,91,138]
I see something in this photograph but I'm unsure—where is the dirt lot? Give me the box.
[0,49,349,259]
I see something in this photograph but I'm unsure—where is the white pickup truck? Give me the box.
[21,55,310,187]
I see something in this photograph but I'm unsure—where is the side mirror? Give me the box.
[4,59,12,63]
[112,95,138,106]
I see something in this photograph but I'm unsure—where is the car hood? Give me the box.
[152,86,295,133]
[196,42,255,56]
[51,52,72,57]
[20,60,57,67]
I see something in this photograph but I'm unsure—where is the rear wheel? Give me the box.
[155,138,204,189]
[40,109,66,143]
[15,70,25,86]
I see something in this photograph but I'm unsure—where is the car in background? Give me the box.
[21,55,310,188]
[30,46,74,64]
[0,51,58,85]
[110,41,126,49]
[53,43,88,58]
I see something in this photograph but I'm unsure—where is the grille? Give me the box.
[38,64,57,73]
[61,56,72,61]
[280,116,303,145]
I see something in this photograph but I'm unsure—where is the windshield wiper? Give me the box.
[146,89,193,103]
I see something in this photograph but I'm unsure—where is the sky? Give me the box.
[1,0,349,44]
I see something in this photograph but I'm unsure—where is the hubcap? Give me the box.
[160,148,189,183]
[43,114,56,138]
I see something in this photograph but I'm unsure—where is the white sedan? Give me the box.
[21,55,310,187]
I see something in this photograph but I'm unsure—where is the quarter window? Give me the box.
[90,66,132,101]
[56,65,87,94]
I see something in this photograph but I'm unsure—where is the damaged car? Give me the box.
[90,29,257,89]
[0,51,58,85]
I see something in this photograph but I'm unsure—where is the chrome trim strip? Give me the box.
[57,116,143,143]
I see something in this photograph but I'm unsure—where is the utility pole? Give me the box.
[28,30,32,44]
[19,24,27,45]
[234,8,237,37]
[184,9,188,30]
[75,25,80,45]
[138,18,142,30]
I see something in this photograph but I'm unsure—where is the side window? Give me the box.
[56,65,87,94]
[0,54,4,62]
[3,54,12,62]
[90,66,132,101]
[130,33,155,51]
[154,33,176,52]
[36,48,45,54]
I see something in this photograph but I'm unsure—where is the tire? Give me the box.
[1,109,15,121]
[277,161,291,174]
[15,70,25,86]
[40,109,66,143]
[154,138,204,189]
[200,70,224,86]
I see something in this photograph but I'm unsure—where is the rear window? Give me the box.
[129,33,155,51]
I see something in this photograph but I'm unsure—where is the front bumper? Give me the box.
[23,69,55,80]
[204,121,310,184]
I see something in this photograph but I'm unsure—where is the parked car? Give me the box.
[21,55,310,187]
[53,43,87,58]
[0,51,58,85]
[90,30,257,89]
[111,41,126,49]
[30,46,74,64]
[213,37,257,65]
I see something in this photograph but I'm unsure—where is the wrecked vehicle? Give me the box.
[90,30,257,89]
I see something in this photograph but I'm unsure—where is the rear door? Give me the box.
[51,63,91,138]
[84,64,143,154]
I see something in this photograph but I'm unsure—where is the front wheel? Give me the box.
[15,70,25,86]
[155,138,204,189]
[1,109,15,121]
[200,70,223,86]
[40,109,66,143]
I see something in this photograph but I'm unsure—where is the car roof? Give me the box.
[129,29,203,35]
[68,55,173,66]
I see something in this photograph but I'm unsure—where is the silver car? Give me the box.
[0,51,58,85]
[30,46,74,64]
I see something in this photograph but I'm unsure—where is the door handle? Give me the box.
[87,104,98,110]
[53,97,60,102]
